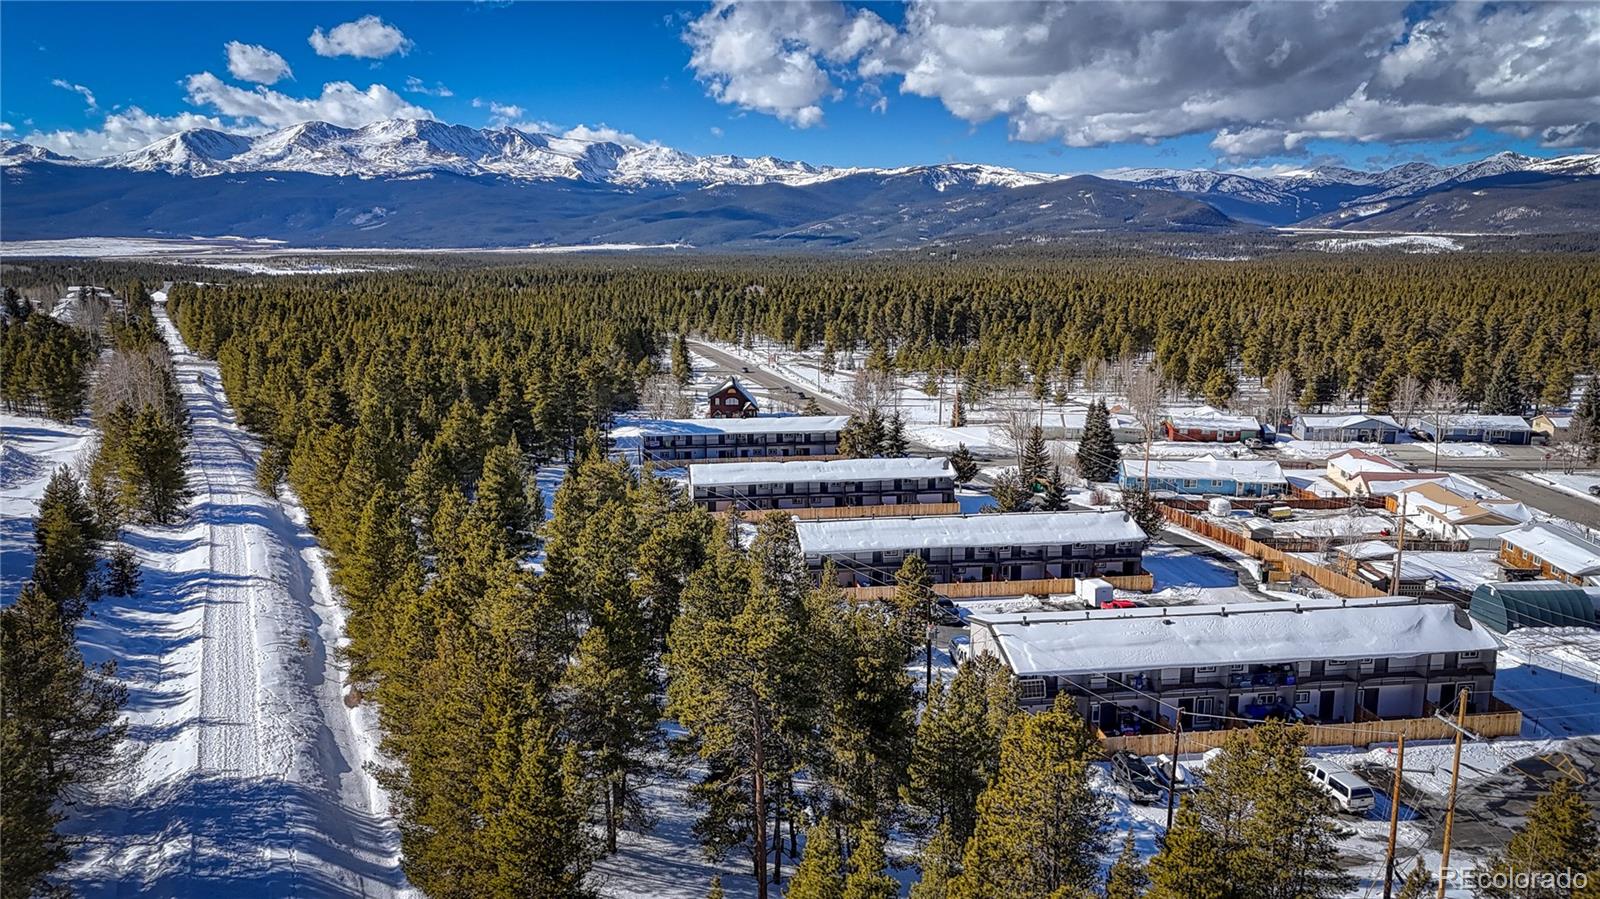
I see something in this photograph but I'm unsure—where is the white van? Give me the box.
[1304,760,1376,814]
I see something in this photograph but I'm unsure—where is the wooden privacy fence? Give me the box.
[1163,496,1387,512]
[1159,507,1386,599]
[711,502,960,521]
[841,572,1155,602]
[1101,709,1523,755]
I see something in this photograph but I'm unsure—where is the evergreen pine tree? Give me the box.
[707,875,726,899]
[903,654,1015,844]
[910,822,963,899]
[1019,424,1049,490]
[472,437,538,556]
[106,544,140,597]
[1104,832,1148,899]
[947,695,1107,899]
[1120,490,1162,538]
[1477,779,1599,899]
[987,469,1028,514]
[803,396,824,415]
[842,825,898,899]
[1040,464,1067,512]
[808,575,915,829]
[673,334,693,389]
[950,390,967,428]
[787,820,845,899]
[948,444,979,484]
[0,582,127,898]
[1144,807,1228,899]
[32,467,100,612]
[884,413,909,458]
[1076,399,1121,483]
[1482,356,1527,416]
[892,554,935,657]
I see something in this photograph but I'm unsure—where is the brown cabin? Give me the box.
[708,377,759,418]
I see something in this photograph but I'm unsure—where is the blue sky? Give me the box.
[2,2,1593,173]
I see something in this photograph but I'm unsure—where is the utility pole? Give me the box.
[1382,735,1407,899]
[1391,494,1408,595]
[1435,688,1470,899]
[1164,708,1183,834]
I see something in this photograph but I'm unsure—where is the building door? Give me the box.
[1360,687,1380,715]
[1319,691,1335,721]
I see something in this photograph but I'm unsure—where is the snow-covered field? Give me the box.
[1310,234,1464,253]
[1275,439,1391,460]
[1,416,95,604]
[3,294,411,897]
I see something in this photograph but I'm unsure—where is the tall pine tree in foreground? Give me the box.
[1076,399,1121,483]
[842,824,899,899]
[904,654,1015,846]
[946,694,1107,899]
[1477,778,1599,899]
[1146,721,1352,899]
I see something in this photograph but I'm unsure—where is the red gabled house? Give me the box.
[708,377,759,418]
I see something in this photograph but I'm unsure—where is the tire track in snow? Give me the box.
[61,294,411,898]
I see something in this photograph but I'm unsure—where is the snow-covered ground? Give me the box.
[7,294,412,897]
[1275,439,1391,460]
[1,416,96,604]
[1523,470,1600,506]
[1433,442,1504,458]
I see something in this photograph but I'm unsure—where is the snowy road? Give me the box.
[60,294,410,897]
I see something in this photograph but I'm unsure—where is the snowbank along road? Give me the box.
[60,292,411,897]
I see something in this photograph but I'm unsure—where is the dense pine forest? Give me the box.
[5,253,1598,897]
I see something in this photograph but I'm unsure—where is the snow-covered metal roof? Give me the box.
[969,597,1498,676]
[795,510,1147,555]
[1421,414,1531,431]
[689,456,952,488]
[1119,455,1286,484]
[1165,406,1260,431]
[620,415,850,436]
[1501,523,1600,577]
[1296,413,1402,429]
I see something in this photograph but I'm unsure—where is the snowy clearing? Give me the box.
[1432,442,1504,458]
[1311,235,1463,253]
[41,294,412,897]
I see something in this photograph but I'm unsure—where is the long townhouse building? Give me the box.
[967,597,1501,736]
[621,415,849,463]
[688,456,956,513]
[796,510,1148,587]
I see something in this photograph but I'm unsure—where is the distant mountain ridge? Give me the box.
[2,120,1596,247]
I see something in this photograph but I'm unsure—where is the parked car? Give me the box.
[1244,436,1266,450]
[1149,754,1199,794]
[1111,751,1165,804]
[932,597,966,627]
[1304,760,1376,814]
[947,634,970,665]
[1243,700,1308,723]
[1588,484,1600,498]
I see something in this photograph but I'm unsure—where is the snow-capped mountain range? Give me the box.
[3,120,1596,247]
[0,118,1061,189]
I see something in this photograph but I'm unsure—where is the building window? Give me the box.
[1459,651,1479,661]
[1257,693,1278,705]
[1018,678,1046,701]
[1294,691,1311,704]
[1197,666,1217,674]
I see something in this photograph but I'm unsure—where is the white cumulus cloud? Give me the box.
[225,42,293,85]
[308,15,412,59]
[684,0,1600,156]
[184,72,433,129]
[19,107,238,158]
[562,123,648,147]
